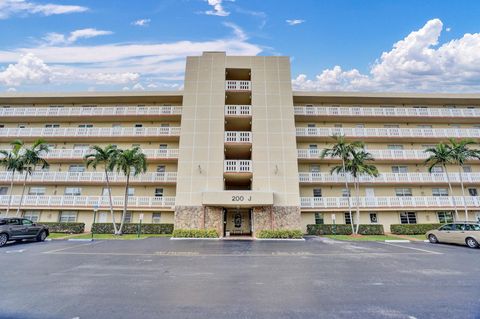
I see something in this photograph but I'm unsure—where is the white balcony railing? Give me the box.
[0,195,175,209]
[0,171,177,184]
[224,131,252,143]
[0,105,182,117]
[300,196,480,209]
[298,172,480,184]
[294,106,480,118]
[224,160,253,173]
[225,80,251,91]
[296,127,480,139]
[225,105,252,116]
[32,148,180,160]
[0,127,181,138]
[298,149,429,161]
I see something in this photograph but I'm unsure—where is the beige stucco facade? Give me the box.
[0,51,480,235]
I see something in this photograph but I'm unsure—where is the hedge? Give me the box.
[91,223,174,234]
[257,229,303,239]
[306,224,384,235]
[172,229,219,238]
[39,222,85,234]
[390,223,442,235]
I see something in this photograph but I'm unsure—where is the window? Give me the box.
[314,213,324,225]
[450,124,461,128]
[437,212,454,223]
[0,187,8,195]
[430,165,444,173]
[73,144,89,150]
[384,124,399,128]
[463,166,472,173]
[388,144,404,150]
[159,144,168,149]
[341,188,351,197]
[307,123,316,128]
[161,123,170,128]
[439,224,454,231]
[417,125,432,129]
[69,164,85,172]
[78,124,93,128]
[134,124,143,128]
[400,212,417,224]
[422,144,436,150]
[102,188,109,196]
[310,164,320,173]
[22,219,33,226]
[369,213,378,223]
[152,213,161,224]
[156,165,166,173]
[313,188,322,198]
[468,188,478,196]
[112,124,122,128]
[124,212,132,223]
[23,211,40,222]
[391,165,408,173]
[355,124,365,128]
[64,187,81,196]
[28,187,45,195]
[344,213,352,225]
[309,144,317,149]
[395,188,412,197]
[59,211,77,222]
[154,188,164,197]
[17,123,26,128]
[333,124,343,128]
[45,124,60,128]
[127,188,135,196]
[432,188,448,197]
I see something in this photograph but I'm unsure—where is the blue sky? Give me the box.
[0,0,479,92]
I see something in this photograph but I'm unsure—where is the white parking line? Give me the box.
[42,241,101,254]
[381,242,443,255]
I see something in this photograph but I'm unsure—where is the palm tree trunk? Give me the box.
[5,170,15,217]
[354,179,361,235]
[444,166,459,221]
[342,158,354,234]
[16,171,28,217]
[118,174,130,235]
[458,166,469,221]
[104,169,118,234]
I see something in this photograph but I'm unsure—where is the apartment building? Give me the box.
[1,51,479,235]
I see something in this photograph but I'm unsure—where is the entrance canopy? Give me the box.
[202,191,273,207]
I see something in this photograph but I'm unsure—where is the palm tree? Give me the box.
[447,138,480,221]
[424,143,458,220]
[0,140,25,217]
[332,149,378,234]
[114,147,147,235]
[85,145,119,234]
[321,135,364,234]
[16,140,49,216]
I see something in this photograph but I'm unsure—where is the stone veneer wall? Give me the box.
[204,206,223,236]
[252,206,301,236]
[174,206,203,229]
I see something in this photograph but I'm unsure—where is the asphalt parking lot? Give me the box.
[1,237,479,319]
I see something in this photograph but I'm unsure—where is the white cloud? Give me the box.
[205,0,229,17]
[43,28,113,45]
[132,83,145,91]
[0,53,53,86]
[6,87,17,92]
[292,19,480,92]
[286,19,305,26]
[0,0,88,19]
[132,19,150,27]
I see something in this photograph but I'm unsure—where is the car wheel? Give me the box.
[0,233,8,247]
[428,234,438,243]
[466,237,479,249]
[36,230,47,242]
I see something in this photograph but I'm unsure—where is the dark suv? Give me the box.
[0,218,49,247]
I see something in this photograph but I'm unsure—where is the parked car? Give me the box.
[427,222,480,248]
[0,218,49,247]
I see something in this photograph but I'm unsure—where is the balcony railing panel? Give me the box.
[31,148,180,160]
[0,127,181,138]
[225,105,252,116]
[224,131,252,143]
[0,106,182,117]
[225,80,251,91]
[298,148,430,161]
[224,160,253,173]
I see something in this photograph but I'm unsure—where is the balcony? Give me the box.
[0,105,182,121]
[298,172,480,185]
[225,105,252,116]
[0,171,177,185]
[0,195,175,210]
[38,148,180,162]
[296,127,480,141]
[298,149,429,162]
[300,196,480,210]
[225,80,251,91]
[294,105,480,122]
[224,160,253,173]
[0,127,181,142]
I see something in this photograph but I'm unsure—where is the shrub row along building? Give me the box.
[0,51,479,236]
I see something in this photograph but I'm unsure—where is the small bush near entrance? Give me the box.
[257,229,303,239]
[172,229,219,238]
[91,223,174,234]
[390,223,442,235]
[306,224,384,235]
[39,222,85,234]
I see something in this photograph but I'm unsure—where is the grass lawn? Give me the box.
[70,233,172,240]
[48,233,83,239]
[400,234,427,240]
[323,235,404,241]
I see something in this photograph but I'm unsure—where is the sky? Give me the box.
[0,0,479,93]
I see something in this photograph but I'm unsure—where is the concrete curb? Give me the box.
[68,238,93,242]
[424,240,430,243]
[385,239,411,243]
[256,238,306,241]
[170,238,220,241]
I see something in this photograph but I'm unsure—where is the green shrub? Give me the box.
[91,223,173,234]
[307,224,384,235]
[257,229,303,239]
[390,223,442,235]
[39,222,85,234]
[172,229,219,238]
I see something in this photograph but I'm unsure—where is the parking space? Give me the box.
[1,237,479,319]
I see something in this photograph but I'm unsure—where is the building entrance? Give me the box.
[223,208,252,237]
